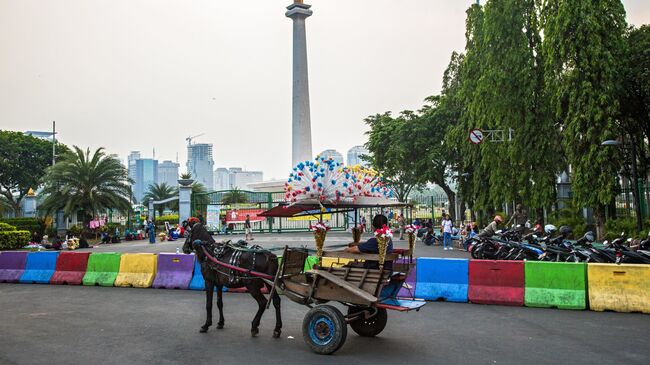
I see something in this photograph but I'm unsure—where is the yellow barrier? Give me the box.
[321,257,354,268]
[588,263,650,314]
[114,253,158,288]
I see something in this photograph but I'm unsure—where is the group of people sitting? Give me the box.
[37,234,90,250]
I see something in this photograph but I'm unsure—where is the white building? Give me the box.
[214,168,230,191]
[187,143,214,189]
[213,167,264,190]
[318,149,344,165]
[347,145,368,166]
[157,160,180,187]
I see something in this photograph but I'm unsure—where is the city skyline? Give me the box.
[2,1,649,180]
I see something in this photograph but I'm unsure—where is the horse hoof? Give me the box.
[251,328,259,337]
[200,327,209,333]
[217,324,224,329]
[273,330,281,338]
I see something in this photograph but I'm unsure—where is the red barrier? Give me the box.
[50,252,92,285]
[468,260,524,306]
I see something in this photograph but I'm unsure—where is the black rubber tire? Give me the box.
[302,305,347,355]
[347,307,388,337]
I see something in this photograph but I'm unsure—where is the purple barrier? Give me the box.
[396,258,417,298]
[152,253,194,289]
[0,251,29,283]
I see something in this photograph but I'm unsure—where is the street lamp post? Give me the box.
[602,139,643,233]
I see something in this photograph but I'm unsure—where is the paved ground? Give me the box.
[78,231,471,259]
[0,284,648,365]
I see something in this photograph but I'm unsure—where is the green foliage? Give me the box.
[155,214,179,225]
[180,172,192,180]
[66,224,83,237]
[363,112,427,202]
[221,188,249,205]
[543,0,625,205]
[191,182,209,207]
[604,219,646,241]
[39,147,132,230]
[143,182,177,215]
[0,130,69,215]
[0,222,16,231]
[0,230,31,250]
[0,217,45,235]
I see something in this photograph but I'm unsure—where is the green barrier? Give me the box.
[524,261,586,310]
[82,253,122,287]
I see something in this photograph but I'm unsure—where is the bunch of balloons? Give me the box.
[284,156,392,204]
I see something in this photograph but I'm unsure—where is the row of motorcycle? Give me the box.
[468,225,650,264]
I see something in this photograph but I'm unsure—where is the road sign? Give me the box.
[468,129,484,144]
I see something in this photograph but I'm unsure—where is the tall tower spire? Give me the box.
[286,1,313,166]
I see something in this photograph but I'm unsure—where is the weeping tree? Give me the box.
[222,187,249,205]
[39,147,132,235]
[542,0,627,238]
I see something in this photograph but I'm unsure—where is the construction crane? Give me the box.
[186,133,205,145]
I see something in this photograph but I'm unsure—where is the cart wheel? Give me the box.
[348,307,388,337]
[302,305,347,355]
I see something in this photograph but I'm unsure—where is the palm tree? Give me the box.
[143,182,176,216]
[39,147,131,233]
[222,187,249,205]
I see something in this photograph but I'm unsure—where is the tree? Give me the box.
[466,0,560,213]
[39,147,132,232]
[620,25,650,176]
[543,0,627,238]
[0,131,68,216]
[222,188,249,205]
[143,182,176,216]
[364,112,427,202]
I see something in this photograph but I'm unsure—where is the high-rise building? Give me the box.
[187,143,214,190]
[214,168,230,191]
[134,158,158,203]
[347,145,368,166]
[157,160,180,187]
[127,151,141,183]
[317,149,344,165]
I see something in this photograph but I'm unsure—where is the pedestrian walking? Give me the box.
[398,214,405,240]
[148,220,156,244]
[245,214,253,241]
[442,214,453,250]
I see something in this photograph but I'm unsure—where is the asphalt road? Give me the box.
[79,231,471,259]
[1,284,648,365]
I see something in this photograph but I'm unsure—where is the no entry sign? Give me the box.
[468,128,484,144]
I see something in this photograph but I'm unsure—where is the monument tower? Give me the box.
[286,0,313,166]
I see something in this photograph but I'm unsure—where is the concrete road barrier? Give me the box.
[588,263,650,314]
[468,260,524,306]
[19,252,59,284]
[152,253,194,289]
[524,261,586,310]
[51,252,91,285]
[0,251,29,283]
[415,258,468,302]
[114,253,157,288]
[83,253,122,286]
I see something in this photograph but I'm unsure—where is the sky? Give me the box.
[1,0,649,181]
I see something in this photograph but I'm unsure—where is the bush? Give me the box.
[0,217,45,235]
[604,219,640,240]
[66,224,83,237]
[0,230,31,250]
[155,215,179,225]
[0,222,17,231]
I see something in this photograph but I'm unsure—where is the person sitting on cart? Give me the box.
[345,214,393,271]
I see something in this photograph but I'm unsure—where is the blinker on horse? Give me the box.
[182,220,282,338]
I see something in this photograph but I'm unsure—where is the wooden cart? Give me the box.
[261,199,425,355]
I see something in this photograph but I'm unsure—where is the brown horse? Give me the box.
[182,222,282,338]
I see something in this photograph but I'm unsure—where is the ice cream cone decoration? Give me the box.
[374,224,393,271]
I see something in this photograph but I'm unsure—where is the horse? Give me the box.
[182,221,282,338]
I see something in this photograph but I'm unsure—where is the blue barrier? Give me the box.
[415,257,468,302]
[189,258,205,290]
[19,252,60,284]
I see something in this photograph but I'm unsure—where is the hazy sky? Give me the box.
[1,0,649,181]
